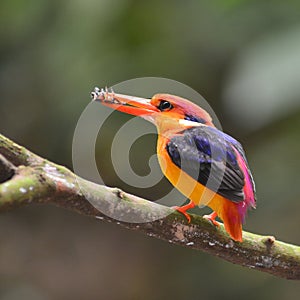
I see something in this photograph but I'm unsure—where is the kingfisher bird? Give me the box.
[91,87,256,242]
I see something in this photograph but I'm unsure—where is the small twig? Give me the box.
[0,133,300,280]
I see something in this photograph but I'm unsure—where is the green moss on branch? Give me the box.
[0,133,300,280]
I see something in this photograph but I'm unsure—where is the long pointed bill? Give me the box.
[91,87,159,117]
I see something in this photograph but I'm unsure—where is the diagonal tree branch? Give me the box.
[0,133,299,280]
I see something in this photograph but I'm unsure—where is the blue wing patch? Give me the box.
[166,126,247,202]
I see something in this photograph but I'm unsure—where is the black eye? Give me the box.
[158,100,173,111]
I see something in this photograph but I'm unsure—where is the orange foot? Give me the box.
[172,200,195,223]
[203,211,220,227]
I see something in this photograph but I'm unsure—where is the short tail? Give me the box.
[219,200,243,242]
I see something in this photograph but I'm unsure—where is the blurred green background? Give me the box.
[1,0,300,299]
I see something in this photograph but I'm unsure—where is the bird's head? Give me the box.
[91,87,214,132]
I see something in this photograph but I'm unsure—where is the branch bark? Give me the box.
[0,133,300,280]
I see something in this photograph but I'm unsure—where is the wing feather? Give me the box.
[166,126,249,202]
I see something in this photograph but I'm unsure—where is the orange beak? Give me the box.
[91,87,159,117]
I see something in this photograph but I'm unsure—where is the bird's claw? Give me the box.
[172,206,192,223]
[203,212,220,227]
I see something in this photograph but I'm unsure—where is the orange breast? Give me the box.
[157,136,224,209]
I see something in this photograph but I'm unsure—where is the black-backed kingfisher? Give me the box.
[91,87,256,242]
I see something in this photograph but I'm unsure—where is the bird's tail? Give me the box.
[219,200,243,242]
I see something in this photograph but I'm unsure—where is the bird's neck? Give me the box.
[155,115,203,137]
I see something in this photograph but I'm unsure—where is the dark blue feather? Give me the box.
[166,126,247,202]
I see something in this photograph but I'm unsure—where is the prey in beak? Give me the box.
[91,86,159,117]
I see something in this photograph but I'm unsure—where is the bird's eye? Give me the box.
[158,100,173,111]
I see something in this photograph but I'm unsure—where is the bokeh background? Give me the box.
[1,0,300,299]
